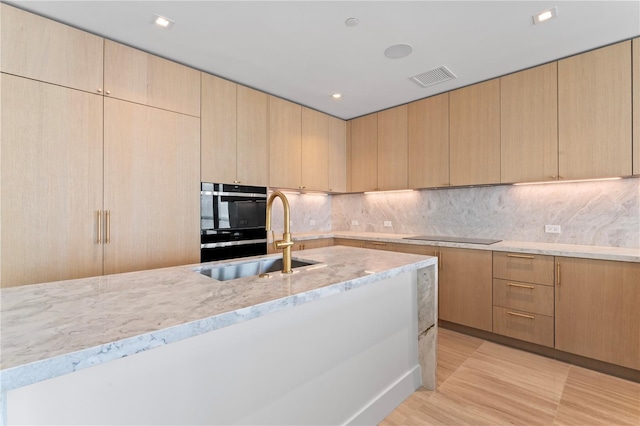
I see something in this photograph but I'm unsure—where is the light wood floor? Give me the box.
[381,329,640,426]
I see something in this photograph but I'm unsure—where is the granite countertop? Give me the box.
[292,231,640,263]
[0,246,436,392]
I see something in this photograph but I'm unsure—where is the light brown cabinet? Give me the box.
[377,105,408,190]
[408,94,450,188]
[328,116,348,193]
[492,252,555,347]
[301,107,330,191]
[558,41,632,179]
[350,113,378,192]
[501,63,558,183]
[555,257,640,370]
[269,96,302,189]
[103,99,200,275]
[201,74,268,186]
[0,3,104,94]
[450,79,501,186]
[291,238,334,252]
[104,40,201,117]
[438,247,493,332]
[1,74,104,287]
[633,38,640,175]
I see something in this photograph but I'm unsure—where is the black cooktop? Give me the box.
[403,236,502,245]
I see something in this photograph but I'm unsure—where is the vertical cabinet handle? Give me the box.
[556,262,561,286]
[97,210,102,244]
[439,250,443,271]
[106,210,111,244]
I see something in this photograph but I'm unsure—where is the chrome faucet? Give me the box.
[266,191,294,274]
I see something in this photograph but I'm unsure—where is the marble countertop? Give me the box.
[0,246,436,392]
[293,232,640,263]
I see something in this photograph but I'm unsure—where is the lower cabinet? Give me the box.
[438,248,493,332]
[292,238,334,252]
[555,257,640,370]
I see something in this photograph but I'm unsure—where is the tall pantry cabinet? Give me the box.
[0,4,200,287]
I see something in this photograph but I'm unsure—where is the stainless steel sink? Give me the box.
[197,257,319,281]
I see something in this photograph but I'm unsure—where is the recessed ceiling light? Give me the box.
[384,44,413,59]
[153,14,175,29]
[332,93,342,99]
[533,6,558,25]
[345,17,359,27]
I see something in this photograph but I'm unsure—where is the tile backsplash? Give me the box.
[280,178,639,248]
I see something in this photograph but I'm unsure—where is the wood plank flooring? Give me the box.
[380,329,640,425]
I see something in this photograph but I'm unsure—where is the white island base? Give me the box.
[5,258,436,425]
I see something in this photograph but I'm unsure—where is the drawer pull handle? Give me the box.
[507,254,535,259]
[507,282,535,289]
[507,311,535,319]
[556,262,561,286]
[371,242,387,246]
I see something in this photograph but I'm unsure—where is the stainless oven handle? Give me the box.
[201,239,267,249]
[201,191,267,199]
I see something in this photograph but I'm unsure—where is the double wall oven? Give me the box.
[200,183,267,262]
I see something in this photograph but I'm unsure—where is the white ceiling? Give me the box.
[5,1,640,120]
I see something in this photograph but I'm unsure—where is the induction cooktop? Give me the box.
[403,236,502,245]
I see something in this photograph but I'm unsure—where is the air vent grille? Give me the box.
[410,66,456,88]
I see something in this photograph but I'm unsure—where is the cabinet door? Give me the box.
[633,38,640,175]
[558,41,632,179]
[301,107,329,191]
[201,73,237,183]
[439,247,493,332]
[350,113,378,192]
[450,79,501,186]
[269,96,302,189]
[237,86,269,187]
[104,40,201,117]
[377,105,408,190]
[555,257,640,370]
[328,116,347,193]
[501,63,558,183]
[1,75,103,287]
[408,94,449,188]
[0,4,104,94]
[104,99,200,275]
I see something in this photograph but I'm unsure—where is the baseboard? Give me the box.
[345,364,422,425]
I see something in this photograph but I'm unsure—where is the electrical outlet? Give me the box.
[351,220,359,226]
[309,219,316,226]
[384,221,392,227]
[545,224,561,234]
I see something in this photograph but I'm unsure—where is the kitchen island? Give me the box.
[0,246,437,425]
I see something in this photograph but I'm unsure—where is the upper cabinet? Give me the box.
[350,113,378,192]
[328,116,347,193]
[558,41,632,179]
[377,105,408,190]
[201,74,268,186]
[408,93,450,188]
[633,38,640,176]
[0,3,104,93]
[104,40,200,116]
[269,96,302,189]
[301,107,330,191]
[449,79,501,186]
[501,63,558,183]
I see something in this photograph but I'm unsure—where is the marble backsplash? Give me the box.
[280,178,639,248]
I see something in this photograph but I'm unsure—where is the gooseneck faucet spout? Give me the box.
[265,191,294,274]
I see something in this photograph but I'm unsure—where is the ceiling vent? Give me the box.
[409,66,456,88]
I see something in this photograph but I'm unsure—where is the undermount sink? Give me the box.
[197,257,320,281]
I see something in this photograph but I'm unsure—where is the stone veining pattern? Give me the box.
[330,178,639,248]
[0,246,436,392]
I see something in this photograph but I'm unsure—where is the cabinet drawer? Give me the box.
[362,241,396,251]
[493,252,554,285]
[333,238,363,248]
[492,279,554,316]
[493,306,554,347]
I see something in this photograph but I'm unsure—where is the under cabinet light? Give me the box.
[533,6,558,25]
[153,14,175,29]
[513,177,622,186]
[364,189,414,195]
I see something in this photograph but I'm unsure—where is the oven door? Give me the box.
[201,240,268,263]
[201,183,266,231]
